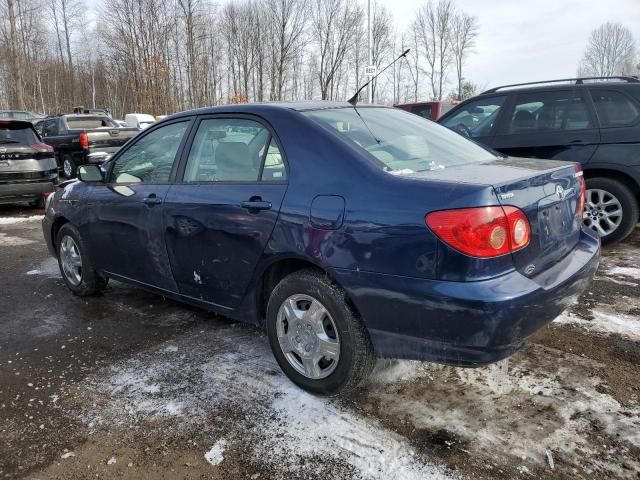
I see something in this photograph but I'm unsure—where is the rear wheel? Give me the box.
[56,223,107,296]
[62,155,76,178]
[584,177,638,245]
[266,269,376,395]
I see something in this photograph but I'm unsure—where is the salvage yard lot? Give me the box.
[0,206,639,480]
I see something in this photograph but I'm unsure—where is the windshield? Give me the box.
[304,107,497,173]
[0,124,39,144]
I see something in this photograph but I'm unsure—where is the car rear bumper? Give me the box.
[335,228,600,366]
[0,181,55,204]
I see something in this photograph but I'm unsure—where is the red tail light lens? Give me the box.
[30,143,54,153]
[79,131,89,149]
[575,164,586,217]
[426,206,531,258]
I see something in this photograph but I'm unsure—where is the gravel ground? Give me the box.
[0,204,639,480]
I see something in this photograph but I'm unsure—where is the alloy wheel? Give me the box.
[63,158,72,178]
[60,235,82,286]
[583,189,623,237]
[276,294,340,379]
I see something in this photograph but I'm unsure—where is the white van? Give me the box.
[125,113,156,130]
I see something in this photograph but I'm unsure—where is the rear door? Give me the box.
[81,119,193,290]
[491,89,600,164]
[164,115,288,308]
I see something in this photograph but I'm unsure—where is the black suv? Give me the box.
[0,120,57,207]
[438,76,640,244]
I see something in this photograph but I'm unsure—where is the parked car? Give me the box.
[0,110,46,123]
[438,76,640,244]
[34,114,138,178]
[42,102,599,394]
[125,113,156,130]
[0,120,57,208]
[395,101,459,121]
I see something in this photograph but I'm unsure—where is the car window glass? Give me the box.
[0,112,12,119]
[507,91,591,133]
[440,96,506,137]
[411,106,433,119]
[0,124,39,144]
[184,118,285,182]
[260,138,286,181]
[13,112,31,120]
[66,116,117,129]
[111,121,188,184]
[43,120,59,137]
[591,90,640,127]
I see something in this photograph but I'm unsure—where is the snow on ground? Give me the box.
[26,257,61,277]
[554,310,640,340]
[0,215,44,225]
[79,326,460,480]
[0,232,36,246]
[605,266,640,280]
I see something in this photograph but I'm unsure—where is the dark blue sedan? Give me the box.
[42,102,600,394]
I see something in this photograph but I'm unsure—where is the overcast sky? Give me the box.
[86,0,640,94]
[391,0,640,90]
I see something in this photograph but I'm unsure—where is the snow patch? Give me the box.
[26,257,60,278]
[204,439,227,466]
[606,266,640,280]
[0,232,35,246]
[0,215,44,225]
[554,310,640,340]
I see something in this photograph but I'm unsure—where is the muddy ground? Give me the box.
[1,204,639,480]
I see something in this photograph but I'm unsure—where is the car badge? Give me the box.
[524,264,536,275]
[555,184,566,200]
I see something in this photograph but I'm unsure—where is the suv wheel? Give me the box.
[56,223,108,296]
[266,269,376,395]
[62,155,76,178]
[584,177,638,245]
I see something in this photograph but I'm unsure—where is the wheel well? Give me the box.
[584,169,640,200]
[257,258,358,324]
[50,217,69,254]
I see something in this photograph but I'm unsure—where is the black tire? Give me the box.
[266,269,376,395]
[62,155,76,178]
[585,177,638,245]
[56,223,108,296]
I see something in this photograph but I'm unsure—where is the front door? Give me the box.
[439,95,507,147]
[164,116,288,308]
[491,89,600,163]
[81,119,192,291]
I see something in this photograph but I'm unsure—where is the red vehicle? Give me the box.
[395,101,459,121]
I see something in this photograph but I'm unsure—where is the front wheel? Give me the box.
[584,177,638,245]
[56,223,108,296]
[266,269,376,395]
[62,155,76,178]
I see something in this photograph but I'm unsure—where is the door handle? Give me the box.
[241,199,272,211]
[143,194,163,206]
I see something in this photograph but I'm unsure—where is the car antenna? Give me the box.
[347,49,410,105]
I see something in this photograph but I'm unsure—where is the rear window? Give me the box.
[66,116,118,129]
[304,107,497,173]
[0,123,39,145]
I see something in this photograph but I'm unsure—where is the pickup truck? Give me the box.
[34,115,138,178]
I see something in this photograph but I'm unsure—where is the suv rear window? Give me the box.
[0,123,39,145]
[591,90,640,127]
[66,116,118,129]
[304,107,497,173]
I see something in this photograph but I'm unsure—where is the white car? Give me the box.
[124,113,156,130]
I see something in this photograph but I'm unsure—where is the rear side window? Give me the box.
[0,124,39,145]
[591,90,640,127]
[440,96,506,138]
[183,118,286,183]
[506,91,592,133]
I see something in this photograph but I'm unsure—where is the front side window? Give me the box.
[183,118,286,182]
[43,120,59,137]
[111,121,189,184]
[506,91,592,134]
[440,96,506,138]
[304,107,498,174]
[591,90,640,127]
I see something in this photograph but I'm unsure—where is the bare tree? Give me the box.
[579,22,636,77]
[451,11,477,101]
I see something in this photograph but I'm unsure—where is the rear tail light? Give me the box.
[79,131,89,149]
[30,143,54,153]
[575,164,586,217]
[426,206,531,258]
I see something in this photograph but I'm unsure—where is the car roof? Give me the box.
[167,100,390,119]
[479,76,640,96]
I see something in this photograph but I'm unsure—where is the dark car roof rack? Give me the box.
[482,76,640,94]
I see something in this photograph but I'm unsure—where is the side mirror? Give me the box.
[78,164,104,182]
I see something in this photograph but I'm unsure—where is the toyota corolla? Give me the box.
[42,102,599,394]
